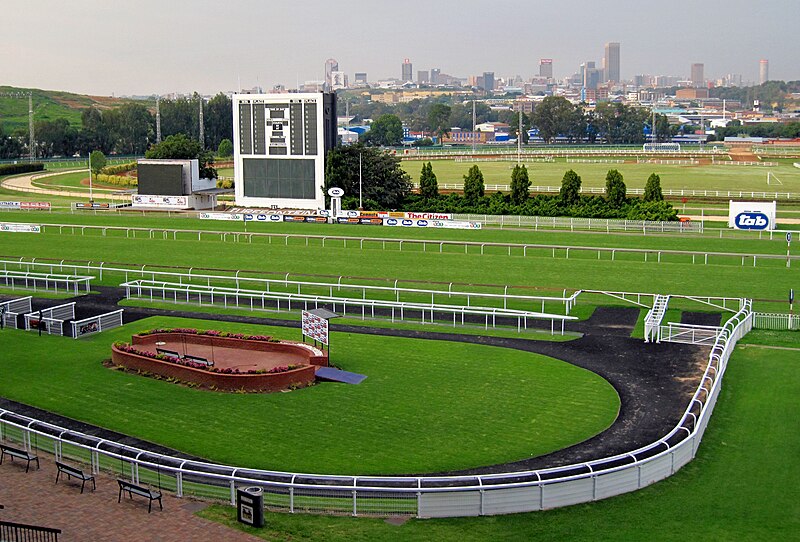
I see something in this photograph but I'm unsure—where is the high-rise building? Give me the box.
[430,68,441,85]
[582,62,600,90]
[539,59,553,79]
[417,71,429,85]
[759,59,769,85]
[691,63,704,87]
[354,72,368,84]
[604,42,620,83]
[324,58,338,89]
[330,71,348,90]
[401,59,413,82]
[482,72,495,92]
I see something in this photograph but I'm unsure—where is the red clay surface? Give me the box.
[0,452,259,542]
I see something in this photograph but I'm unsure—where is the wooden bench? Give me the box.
[155,348,181,358]
[0,444,39,473]
[117,479,162,513]
[183,354,213,367]
[55,461,96,494]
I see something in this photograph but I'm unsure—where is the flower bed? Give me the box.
[111,329,326,392]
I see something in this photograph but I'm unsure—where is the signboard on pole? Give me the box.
[728,201,777,230]
[302,310,330,345]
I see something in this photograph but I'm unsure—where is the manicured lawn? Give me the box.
[198,335,800,541]
[401,158,800,193]
[0,316,618,475]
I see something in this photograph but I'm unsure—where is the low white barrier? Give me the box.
[71,309,124,339]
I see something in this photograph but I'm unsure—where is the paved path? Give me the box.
[0,170,129,201]
[0,451,259,542]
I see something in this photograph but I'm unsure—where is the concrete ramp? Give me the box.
[315,367,367,385]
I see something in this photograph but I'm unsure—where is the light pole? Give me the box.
[358,151,363,209]
[88,152,93,202]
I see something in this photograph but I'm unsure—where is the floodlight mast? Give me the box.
[155,96,162,143]
[0,91,36,160]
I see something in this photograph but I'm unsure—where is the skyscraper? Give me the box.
[401,59,413,82]
[417,71,429,85]
[582,62,599,90]
[604,42,620,83]
[539,59,553,79]
[324,58,338,89]
[430,68,441,85]
[691,63,704,87]
[482,72,495,92]
[759,59,769,85]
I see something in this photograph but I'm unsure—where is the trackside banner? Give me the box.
[0,223,41,233]
[383,218,482,230]
[0,201,51,210]
[728,201,777,230]
[198,212,244,221]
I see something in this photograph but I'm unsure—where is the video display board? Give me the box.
[137,163,185,196]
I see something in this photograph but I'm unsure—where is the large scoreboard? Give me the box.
[233,92,336,210]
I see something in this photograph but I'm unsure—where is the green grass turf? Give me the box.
[31,170,126,192]
[401,158,800,193]
[196,336,800,541]
[0,216,794,312]
[0,315,618,475]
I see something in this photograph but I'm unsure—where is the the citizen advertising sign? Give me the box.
[383,218,482,230]
[728,201,776,230]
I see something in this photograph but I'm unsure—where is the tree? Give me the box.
[419,162,439,199]
[462,165,485,203]
[217,138,233,158]
[34,118,78,157]
[325,143,412,209]
[427,103,451,144]
[510,164,530,205]
[531,96,582,143]
[605,169,627,207]
[89,150,106,176]
[204,93,233,150]
[363,114,403,146]
[105,103,153,155]
[79,108,112,154]
[644,173,664,202]
[145,133,217,179]
[559,169,582,206]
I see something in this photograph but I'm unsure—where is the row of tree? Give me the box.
[324,145,675,220]
[1,93,233,159]
[354,97,675,146]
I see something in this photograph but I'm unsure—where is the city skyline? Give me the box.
[1,0,798,96]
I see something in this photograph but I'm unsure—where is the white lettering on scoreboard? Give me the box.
[301,311,329,345]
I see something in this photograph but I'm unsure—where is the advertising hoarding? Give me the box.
[729,201,777,230]
[301,310,329,345]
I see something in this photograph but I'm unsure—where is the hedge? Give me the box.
[100,162,137,175]
[96,173,137,187]
[0,162,45,176]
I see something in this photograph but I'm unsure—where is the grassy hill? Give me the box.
[0,85,143,132]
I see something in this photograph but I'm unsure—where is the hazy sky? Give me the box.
[2,0,798,96]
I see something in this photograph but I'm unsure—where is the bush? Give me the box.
[0,162,44,176]
[216,179,233,189]
[96,173,137,187]
[100,162,136,175]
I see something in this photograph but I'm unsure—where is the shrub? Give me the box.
[0,162,44,176]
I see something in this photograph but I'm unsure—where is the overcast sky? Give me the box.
[2,0,798,96]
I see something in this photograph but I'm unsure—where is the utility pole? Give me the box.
[28,94,34,160]
[155,96,162,143]
[517,109,522,165]
[198,97,205,148]
[472,99,476,154]
[359,152,363,209]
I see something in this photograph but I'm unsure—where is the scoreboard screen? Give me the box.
[137,163,185,196]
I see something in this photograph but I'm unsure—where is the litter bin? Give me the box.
[236,486,265,528]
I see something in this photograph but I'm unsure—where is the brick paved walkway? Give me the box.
[0,452,259,542]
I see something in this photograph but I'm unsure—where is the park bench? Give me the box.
[0,444,39,473]
[55,461,96,493]
[155,348,181,358]
[183,354,213,367]
[117,479,163,513]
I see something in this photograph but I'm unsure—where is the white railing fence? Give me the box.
[753,312,800,331]
[23,302,76,336]
[71,309,124,339]
[659,322,723,345]
[0,296,32,329]
[0,270,93,295]
[0,296,753,518]
[644,294,670,343]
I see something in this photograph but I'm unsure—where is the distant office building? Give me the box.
[582,62,600,90]
[691,63,704,87]
[354,72,368,84]
[430,68,441,85]
[417,71,429,84]
[330,71,348,90]
[539,59,553,79]
[401,59,413,82]
[604,42,620,83]
[324,58,338,89]
[482,72,495,92]
[233,92,337,210]
[759,59,769,85]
